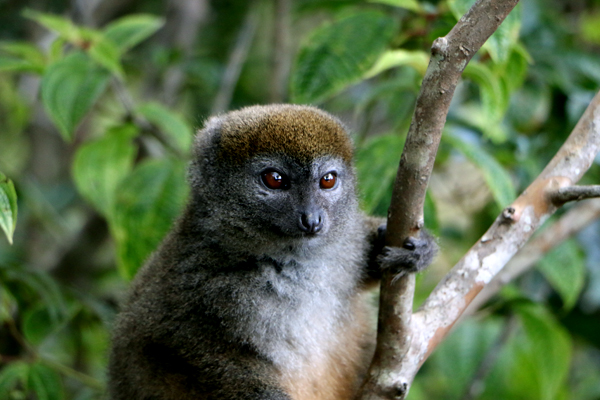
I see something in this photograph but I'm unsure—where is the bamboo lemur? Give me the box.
[108,104,437,400]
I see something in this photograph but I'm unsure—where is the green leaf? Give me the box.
[507,83,551,133]
[23,9,83,44]
[103,14,165,54]
[429,318,503,398]
[136,102,193,154]
[0,42,45,64]
[515,305,571,400]
[537,239,586,310]
[499,44,531,94]
[48,38,65,63]
[443,128,516,209]
[356,134,404,215]
[0,56,40,73]
[22,305,58,346]
[463,61,509,142]
[72,125,138,216]
[581,12,600,45]
[455,104,508,143]
[480,306,571,400]
[1,265,67,321]
[291,11,397,104]
[0,41,45,73]
[41,52,110,141]
[0,362,29,397]
[364,49,429,79]
[464,62,506,116]
[0,173,18,245]
[424,191,439,234]
[447,0,475,20]
[483,3,521,63]
[368,0,422,12]
[110,159,189,280]
[0,286,17,324]
[88,36,124,78]
[27,363,64,400]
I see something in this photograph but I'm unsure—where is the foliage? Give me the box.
[0,174,17,245]
[0,0,599,399]
[41,52,111,141]
[290,10,397,103]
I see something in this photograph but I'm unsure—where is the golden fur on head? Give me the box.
[208,104,354,165]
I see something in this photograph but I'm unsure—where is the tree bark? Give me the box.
[465,198,600,314]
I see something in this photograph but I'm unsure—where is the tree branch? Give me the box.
[358,1,520,398]
[405,89,600,393]
[549,185,600,205]
[465,198,600,314]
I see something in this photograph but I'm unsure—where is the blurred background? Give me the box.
[1,0,600,399]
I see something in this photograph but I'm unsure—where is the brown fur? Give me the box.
[213,104,354,165]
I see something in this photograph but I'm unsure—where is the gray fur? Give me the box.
[108,105,436,400]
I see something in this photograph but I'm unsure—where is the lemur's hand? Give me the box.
[377,227,438,279]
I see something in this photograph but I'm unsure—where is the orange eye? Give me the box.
[262,170,289,189]
[320,172,337,189]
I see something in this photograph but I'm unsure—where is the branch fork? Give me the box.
[357,0,600,397]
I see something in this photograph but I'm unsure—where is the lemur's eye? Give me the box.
[320,172,337,189]
[262,170,290,190]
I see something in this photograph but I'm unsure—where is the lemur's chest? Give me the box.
[275,293,375,400]
[229,256,372,400]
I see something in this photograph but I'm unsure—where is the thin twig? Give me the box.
[211,0,261,114]
[549,185,600,205]
[110,78,184,157]
[41,357,104,390]
[160,0,208,106]
[269,0,292,103]
[3,315,104,390]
